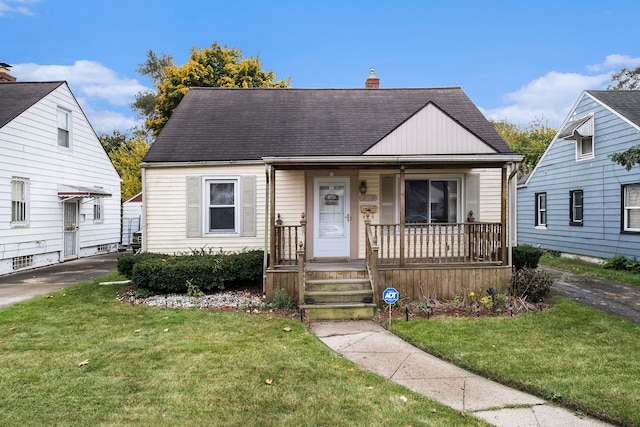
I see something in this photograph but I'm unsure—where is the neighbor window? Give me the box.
[93,198,103,223]
[570,190,583,225]
[577,135,593,160]
[405,179,459,223]
[11,177,29,225]
[623,184,640,232]
[535,192,547,227]
[206,179,237,232]
[57,108,70,147]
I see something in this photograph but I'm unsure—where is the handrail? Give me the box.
[273,213,304,266]
[364,213,380,306]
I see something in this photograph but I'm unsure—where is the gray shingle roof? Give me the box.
[144,87,512,163]
[587,90,640,128]
[0,82,64,128]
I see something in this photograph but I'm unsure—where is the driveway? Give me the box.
[543,266,640,324]
[0,252,119,309]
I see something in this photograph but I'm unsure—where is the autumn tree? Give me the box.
[101,132,150,201]
[133,42,290,136]
[492,118,556,177]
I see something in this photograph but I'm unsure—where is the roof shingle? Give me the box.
[0,82,64,128]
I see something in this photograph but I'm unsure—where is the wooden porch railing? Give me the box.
[364,214,380,306]
[273,213,305,266]
[369,222,503,266]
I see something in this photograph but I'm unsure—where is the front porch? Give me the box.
[266,214,513,320]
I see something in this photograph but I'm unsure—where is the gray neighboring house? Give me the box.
[517,90,640,261]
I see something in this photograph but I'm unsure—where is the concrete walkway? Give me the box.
[311,320,612,427]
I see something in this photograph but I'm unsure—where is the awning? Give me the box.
[558,116,593,140]
[57,184,112,200]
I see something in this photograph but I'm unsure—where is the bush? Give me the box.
[272,289,294,309]
[125,250,265,294]
[509,267,553,302]
[512,244,543,270]
[603,254,640,273]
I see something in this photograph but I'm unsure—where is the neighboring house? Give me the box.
[141,72,521,318]
[122,192,142,246]
[0,75,121,275]
[517,90,640,261]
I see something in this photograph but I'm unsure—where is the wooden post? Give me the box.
[501,164,508,264]
[399,166,406,267]
[297,241,305,306]
[269,167,276,269]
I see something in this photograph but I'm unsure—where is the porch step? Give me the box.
[302,276,375,320]
[300,303,377,320]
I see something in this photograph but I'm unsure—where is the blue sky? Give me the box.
[3,0,640,134]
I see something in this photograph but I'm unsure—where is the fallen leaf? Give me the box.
[348,368,354,372]
[265,378,273,385]
[137,315,143,318]
[8,327,15,331]
[283,327,292,332]
[47,295,53,298]
[431,408,437,413]
[79,359,89,366]
[367,386,374,390]
[400,395,408,403]
[163,316,169,319]
[163,328,169,332]
[134,329,141,333]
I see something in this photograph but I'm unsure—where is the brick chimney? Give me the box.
[365,67,379,89]
[0,63,17,82]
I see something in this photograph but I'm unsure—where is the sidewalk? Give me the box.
[311,320,612,427]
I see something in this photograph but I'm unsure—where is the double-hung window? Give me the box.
[93,198,104,223]
[623,184,640,232]
[405,178,459,223]
[577,135,593,160]
[535,192,547,227]
[207,179,237,232]
[570,190,583,225]
[11,177,29,226]
[57,108,70,148]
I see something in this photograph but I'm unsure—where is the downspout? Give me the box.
[263,164,270,298]
[141,166,147,253]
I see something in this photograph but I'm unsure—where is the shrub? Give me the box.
[117,252,165,278]
[512,244,543,270]
[218,250,264,289]
[272,289,294,309]
[603,254,640,273]
[509,267,553,302]
[131,255,224,294]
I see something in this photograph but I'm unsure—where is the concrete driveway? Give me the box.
[0,252,119,309]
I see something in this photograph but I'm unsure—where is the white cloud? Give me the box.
[12,60,149,133]
[0,0,38,16]
[483,55,640,129]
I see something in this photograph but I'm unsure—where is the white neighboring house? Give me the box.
[0,76,121,275]
[122,192,142,246]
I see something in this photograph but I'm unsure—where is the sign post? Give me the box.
[382,287,399,324]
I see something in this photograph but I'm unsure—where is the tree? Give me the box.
[607,66,640,90]
[98,130,128,155]
[492,118,556,177]
[134,42,290,136]
[107,134,150,201]
[610,146,640,171]
[131,51,174,123]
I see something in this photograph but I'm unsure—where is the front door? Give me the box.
[313,177,350,258]
[63,200,79,259]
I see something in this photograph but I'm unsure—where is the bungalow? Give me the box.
[0,66,121,275]
[141,71,521,319]
[517,90,640,261]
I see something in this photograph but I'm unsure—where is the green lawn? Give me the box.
[0,273,489,427]
[540,253,640,287]
[390,296,640,427]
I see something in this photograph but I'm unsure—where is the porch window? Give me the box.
[57,108,70,148]
[93,198,104,223]
[623,183,640,232]
[569,190,583,225]
[535,192,547,227]
[207,180,237,232]
[405,179,459,223]
[11,177,29,226]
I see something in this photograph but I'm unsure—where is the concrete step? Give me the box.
[305,278,371,292]
[304,289,373,304]
[300,303,376,320]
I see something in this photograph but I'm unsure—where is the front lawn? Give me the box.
[390,297,640,427]
[0,273,488,426]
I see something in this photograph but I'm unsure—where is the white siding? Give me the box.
[0,83,121,275]
[364,104,496,155]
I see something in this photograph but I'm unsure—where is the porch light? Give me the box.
[359,180,367,195]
